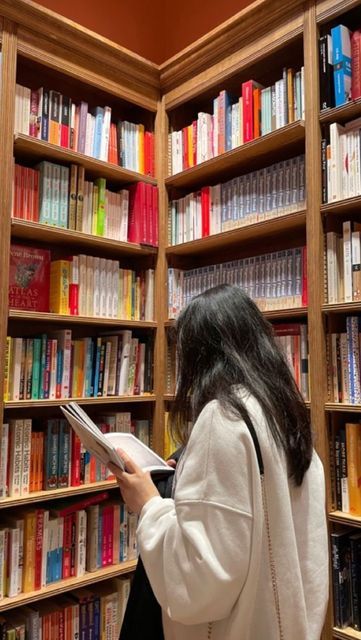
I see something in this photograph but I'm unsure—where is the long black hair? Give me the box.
[170,284,312,486]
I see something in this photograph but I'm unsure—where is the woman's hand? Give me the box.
[108,449,160,515]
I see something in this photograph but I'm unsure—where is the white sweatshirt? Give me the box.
[137,392,329,640]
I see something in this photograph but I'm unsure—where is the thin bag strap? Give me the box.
[243,415,284,640]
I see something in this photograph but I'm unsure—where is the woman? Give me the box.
[112,284,329,640]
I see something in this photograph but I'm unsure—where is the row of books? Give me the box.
[12,162,159,246]
[332,527,361,631]
[168,155,305,244]
[0,414,150,498]
[4,330,154,402]
[327,317,361,404]
[9,244,155,320]
[319,25,361,110]
[331,423,361,516]
[0,494,135,597]
[169,67,305,174]
[274,323,309,401]
[168,247,308,318]
[0,576,130,640]
[321,118,361,204]
[15,84,155,175]
[326,221,361,304]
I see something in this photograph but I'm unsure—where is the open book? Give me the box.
[60,402,174,475]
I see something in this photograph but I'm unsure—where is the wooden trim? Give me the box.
[11,219,157,257]
[165,308,308,325]
[325,403,361,413]
[8,310,157,329]
[166,210,307,257]
[316,0,361,24]
[329,511,361,528]
[165,122,305,189]
[4,395,156,409]
[0,560,136,612]
[332,628,361,640]
[0,480,118,510]
[320,99,361,124]
[160,0,304,97]
[14,134,157,185]
[322,302,361,314]
[321,196,361,216]
[0,0,159,107]
[0,20,17,425]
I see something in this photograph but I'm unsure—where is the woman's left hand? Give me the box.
[108,449,160,515]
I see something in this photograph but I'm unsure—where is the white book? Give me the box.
[7,527,20,597]
[10,337,23,401]
[120,189,129,241]
[106,259,113,318]
[329,122,345,202]
[326,231,338,303]
[145,269,154,321]
[100,106,112,161]
[0,423,9,498]
[93,256,101,317]
[99,257,107,317]
[21,418,32,496]
[86,255,94,317]
[84,113,93,156]
[0,529,7,599]
[213,97,219,156]
[86,504,100,571]
[340,132,348,199]
[61,402,173,475]
[343,220,352,302]
[127,512,138,560]
[15,84,23,133]
[22,85,31,136]
[75,509,87,577]
[238,96,244,145]
[78,254,87,316]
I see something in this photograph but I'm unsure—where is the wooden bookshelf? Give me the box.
[166,210,307,257]
[8,309,157,328]
[322,302,361,314]
[333,628,361,640]
[165,121,305,190]
[4,395,156,409]
[165,308,307,327]
[0,560,137,613]
[329,511,361,528]
[325,403,361,413]
[14,133,157,186]
[319,98,361,124]
[0,479,119,510]
[11,219,157,257]
[321,195,361,216]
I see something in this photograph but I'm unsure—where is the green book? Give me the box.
[31,337,42,400]
[95,177,106,236]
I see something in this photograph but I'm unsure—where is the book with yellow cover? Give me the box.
[346,422,361,515]
[49,260,70,314]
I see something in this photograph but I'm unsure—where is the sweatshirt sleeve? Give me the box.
[136,401,255,626]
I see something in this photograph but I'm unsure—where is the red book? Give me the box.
[128,182,147,244]
[152,186,158,247]
[51,491,110,517]
[253,88,262,138]
[144,131,152,176]
[70,512,76,576]
[302,246,308,307]
[351,30,361,100]
[101,505,109,567]
[34,508,44,590]
[70,430,81,486]
[182,127,189,170]
[192,120,197,166]
[273,323,302,336]
[242,80,263,143]
[62,513,73,579]
[9,244,50,312]
[32,168,40,222]
[107,505,114,565]
[58,609,65,640]
[201,186,210,237]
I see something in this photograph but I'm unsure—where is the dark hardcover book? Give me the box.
[93,595,101,640]
[331,530,352,629]
[350,532,361,630]
[60,95,71,148]
[97,342,106,396]
[41,88,50,141]
[319,34,335,110]
[116,120,123,166]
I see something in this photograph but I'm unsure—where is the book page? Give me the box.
[104,432,172,473]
